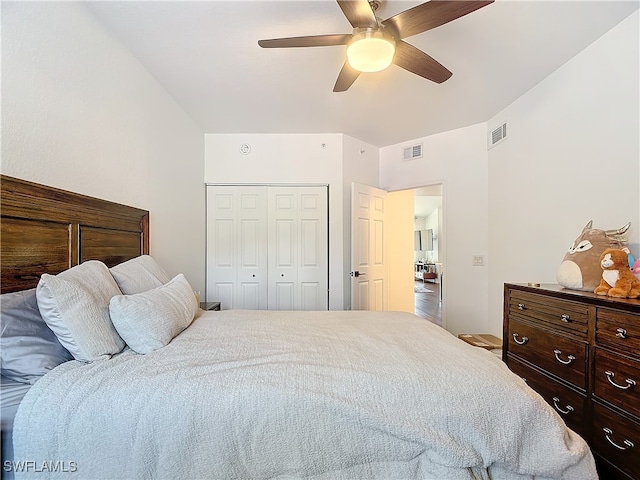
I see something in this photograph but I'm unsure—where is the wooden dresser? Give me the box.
[503,283,640,480]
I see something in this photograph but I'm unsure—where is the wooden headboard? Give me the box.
[1,175,149,294]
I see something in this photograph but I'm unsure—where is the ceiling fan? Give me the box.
[258,0,494,92]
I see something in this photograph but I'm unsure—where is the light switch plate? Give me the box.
[472,255,485,266]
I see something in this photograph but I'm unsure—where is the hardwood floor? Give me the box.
[414,280,442,326]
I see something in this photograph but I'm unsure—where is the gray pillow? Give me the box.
[1,289,73,384]
[37,260,125,362]
[109,274,198,354]
[110,255,171,295]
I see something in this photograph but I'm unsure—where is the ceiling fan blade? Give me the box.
[337,0,378,29]
[333,61,361,92]
[383,1,493,39]
[258,34,352,48]
[393,40,452,84]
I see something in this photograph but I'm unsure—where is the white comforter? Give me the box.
[14,310,596,479]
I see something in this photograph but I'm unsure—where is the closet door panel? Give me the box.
[298,188,328,310]
[269,214,297,309]
[206,186,267,310]
[274,219,295,268]
[301,282,322,311]
[214,220,234,267]
[238,218,267,307]
[300,220,319,266]
[239,282,261,310]
[206,190,236,308]
[236,188,268,309]
[239,219,260,268]
[208,185,327,311]
[274,282,295,310]
[214,283,234,311]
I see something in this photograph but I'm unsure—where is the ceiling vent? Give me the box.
[402,143,423,161]
[488,122,508,149]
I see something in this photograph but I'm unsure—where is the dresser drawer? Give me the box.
[504,284,640,480]
[596,308,640,357]
[507,319,587,389]
[507,356,586,436]
[509,290,588,337]
[592,403,640,480]
[594,348,640,418]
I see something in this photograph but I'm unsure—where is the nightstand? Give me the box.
[200,302,221,311]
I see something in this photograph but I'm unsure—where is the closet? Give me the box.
[206,185,328,311]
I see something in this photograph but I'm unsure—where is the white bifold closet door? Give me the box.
[206,185,328,311]
[206,186,268,310]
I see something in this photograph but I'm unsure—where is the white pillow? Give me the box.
[110,255,171,295]
[109,274,198,354]
[36,261,126,362]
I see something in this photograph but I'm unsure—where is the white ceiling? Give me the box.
[85,1,638,147]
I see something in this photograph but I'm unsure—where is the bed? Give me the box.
[1,175,149,479]
[0,175,597,480]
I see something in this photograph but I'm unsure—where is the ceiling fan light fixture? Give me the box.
[347,29,395,73]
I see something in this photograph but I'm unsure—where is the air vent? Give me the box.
[488,122,508,149]
[402,143,423,161]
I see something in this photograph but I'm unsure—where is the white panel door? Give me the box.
[268,186,328,310]
[351,182,387,311]
[206,186,268,309]
[208,185,327,311]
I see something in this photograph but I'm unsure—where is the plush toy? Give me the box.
[622,247,635,269]
[594,248,640,298]
[633,259,640,281]
[557,221,630,291]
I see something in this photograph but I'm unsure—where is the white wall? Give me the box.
[380,124,489,335]
[380,10,639,338]
[487,10,640,334]
[414,217,427,230]
[1,2,205,292]
[386,189,415,313]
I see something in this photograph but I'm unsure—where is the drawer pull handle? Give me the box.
[553,349,576,365]
[552,397,574,415]
[560,314,571,323]
[615,328,628,339]
[605,371,637,390]
[517,303,526,310]
[603,428,635,451]
[512,333,528,345]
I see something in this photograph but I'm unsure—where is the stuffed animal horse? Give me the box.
[556,221,630,292]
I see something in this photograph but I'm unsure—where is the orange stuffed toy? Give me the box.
[594,248,640,298]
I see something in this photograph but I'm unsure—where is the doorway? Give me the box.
[413,184,443,326]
